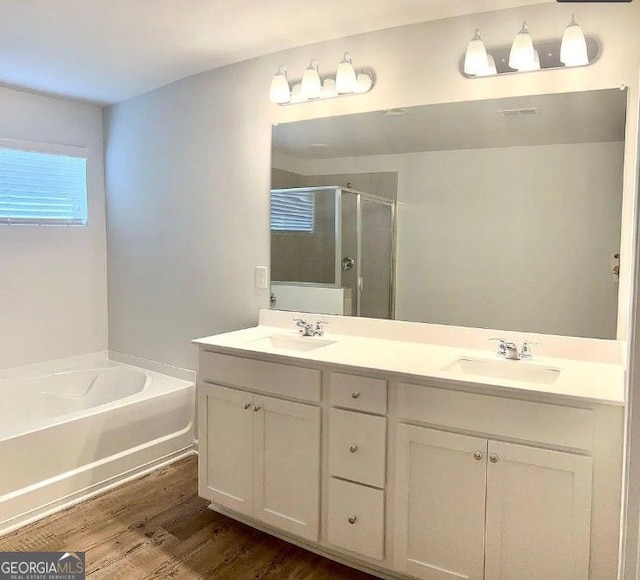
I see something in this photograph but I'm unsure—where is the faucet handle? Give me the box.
[521,340,540,359]
[489,338,507,357]
[293,318,307,334]
[315,321,329,336]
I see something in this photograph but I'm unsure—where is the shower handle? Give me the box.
[342,256,355,271]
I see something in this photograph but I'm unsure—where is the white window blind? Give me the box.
[0,144,88,226]
[270,191,315,233]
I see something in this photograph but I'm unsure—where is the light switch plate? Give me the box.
[255,266,268,289]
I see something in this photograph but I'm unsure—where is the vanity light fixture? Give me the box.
[269,66,291,104]
[463,29,489,76]
[460,15,599,78]
[301,59,322,100]
[560,15,589,67]
[269,54,375,105]
[336,53,358,94]
[509,21,535,70]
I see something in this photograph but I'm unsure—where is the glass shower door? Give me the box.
[359,198,394,319]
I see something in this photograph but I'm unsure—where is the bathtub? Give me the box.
[0,354,194,535]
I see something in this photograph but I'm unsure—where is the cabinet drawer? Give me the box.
[330,372,387,414]
[328,478,384,560]
[397,383,595,452]
[199,351,320,403]
[329,409,386,488]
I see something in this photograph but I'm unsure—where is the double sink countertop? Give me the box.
[193,325,626,407]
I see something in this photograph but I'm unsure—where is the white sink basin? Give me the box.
[444,357,561,385]
[246,334,337,352]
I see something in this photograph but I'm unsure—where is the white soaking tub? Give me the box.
[0,355,194,535]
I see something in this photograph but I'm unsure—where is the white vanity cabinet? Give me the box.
[195,344,623,580]
[395,424,593,580]
[198,352,321,541]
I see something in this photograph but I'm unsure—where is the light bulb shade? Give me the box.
[269,66,290,104]
[518,49,540,72]
[356,72,373,93]
[561,16,588,66]
[336,53,358,93]
[289,83,305,104]
[476,54,497,77]
[509,22,535,70]
[463,29,488,75]
[301,60,321,99]
[322,78,338,98]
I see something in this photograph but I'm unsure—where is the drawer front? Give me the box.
[328,478,385,560]
[397,383,595,452]
[329,409,386,488]
[199,350,321,403]
[330,372,387,414]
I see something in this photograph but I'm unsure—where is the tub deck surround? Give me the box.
[0,353,195,536]
[192,311,625,406]
[194,310,626,579]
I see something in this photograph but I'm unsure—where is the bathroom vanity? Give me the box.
[193,310,625,580]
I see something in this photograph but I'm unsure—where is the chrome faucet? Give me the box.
[294,318,329,337]
[490,338,539,360]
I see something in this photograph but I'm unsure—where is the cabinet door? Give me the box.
[253,395,321,541]
[394,424,487,580]
[485,441,593,580]
[198,383,254,516]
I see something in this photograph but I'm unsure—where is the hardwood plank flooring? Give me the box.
[0,456,376,579]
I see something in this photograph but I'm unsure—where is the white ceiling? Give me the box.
[272,89,627,158]
[0,0,551,105]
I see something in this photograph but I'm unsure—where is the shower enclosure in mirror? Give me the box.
[270,186,395,319]
[271,88,627,339]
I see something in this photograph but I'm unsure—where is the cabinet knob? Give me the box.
[253,405,261,412]
[243,402,251,410]
[474,451,483,461]
[349,444,359,453]
[351,391,361,399]
[348,515,357,524]
[489,454,499,463]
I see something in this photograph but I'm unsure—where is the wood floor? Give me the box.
[0,456,376,579]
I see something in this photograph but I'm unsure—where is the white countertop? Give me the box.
[193,325,626,406]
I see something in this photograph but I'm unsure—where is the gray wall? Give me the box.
[104,2,640,369]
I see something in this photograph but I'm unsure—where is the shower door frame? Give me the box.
[345,187,397,320]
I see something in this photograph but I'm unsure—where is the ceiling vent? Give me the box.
[380,108,409,117]
[497,107,538,118]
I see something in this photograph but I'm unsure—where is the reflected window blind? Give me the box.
[270,191,315,233]
[0,146,88,225]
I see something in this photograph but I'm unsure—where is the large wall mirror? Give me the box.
[270,88,627,339]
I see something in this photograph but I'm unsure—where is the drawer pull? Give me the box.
[474,451,483,461]
[348,515,357,524]
[253,405,261,412]
[349,444,359,453]
[243,402,251,410]
[489,454,499,463]
[351,391,361,399]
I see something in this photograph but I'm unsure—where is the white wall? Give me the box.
[286,142,624,338]
[0,87,107,370]
[104,2,640,367]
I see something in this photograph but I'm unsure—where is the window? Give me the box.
[270,191,315,233]
[0,141,88,225]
